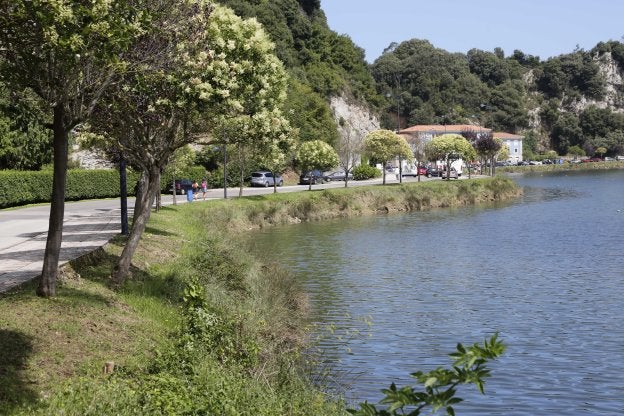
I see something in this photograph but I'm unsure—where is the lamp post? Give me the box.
[222,140,228,199]
[386,90,402,183]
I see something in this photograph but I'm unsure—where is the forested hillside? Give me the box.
[215,0,382,148]
[371,39,624,158]
[2,0,624,171]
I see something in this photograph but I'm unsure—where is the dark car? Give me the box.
[250,171,283,187]
[168,179,193,195]
[426,166,441,178]
[323,170,353,182]
[299,170,324,185]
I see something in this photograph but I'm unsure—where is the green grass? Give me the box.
[0,177,520,415]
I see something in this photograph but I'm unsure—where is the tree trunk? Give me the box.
[238,144,244,197]
[112,168,157,285]
[37,105,69,298]
[134,172,148,220]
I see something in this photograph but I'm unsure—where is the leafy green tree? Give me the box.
[0,0,145,297]
[490,80,529,132]
[349,334,505,416]
[364,129,412,185]
[425,134,476,179]
[0,84,52,170]
[251,111,296,193]
[595,146,607,158]
[550,113,582,154]
[90,2,290,284]
[567,145,586,158]
[284,79,339,146]
[296,139,339,190]
[467,48,510,87]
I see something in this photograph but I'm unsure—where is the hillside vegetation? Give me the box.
[2,0,624,170]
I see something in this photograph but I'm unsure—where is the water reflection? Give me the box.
[247,170,624,415]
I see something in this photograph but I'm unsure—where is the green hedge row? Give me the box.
[0,166,211,208]
[0,169,142,209]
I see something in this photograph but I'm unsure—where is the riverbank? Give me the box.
[0,177,520,415]
[498,159,624,174]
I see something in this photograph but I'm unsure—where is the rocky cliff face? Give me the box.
[528,52,624,135]
[568,52,624,113]
[330,95,380,145]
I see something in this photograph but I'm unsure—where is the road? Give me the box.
[0,173,459,293]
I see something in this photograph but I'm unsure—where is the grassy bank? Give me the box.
[0,177,519,415]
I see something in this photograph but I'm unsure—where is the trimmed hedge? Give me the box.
[0,169,141,209]
[0,166,212,208]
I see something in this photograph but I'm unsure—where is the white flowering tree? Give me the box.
[0,0,145,297]
[364,129,412,185]
[296,140,339,191]
[90,1,290,283]
[252,110,296,194]
[425,134,477,180]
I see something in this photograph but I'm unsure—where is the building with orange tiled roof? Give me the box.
[398,124,524,164]
[398,124,491,137]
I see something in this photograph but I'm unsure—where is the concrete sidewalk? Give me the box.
[0,187,279,293]
[0,202,126,293]
[0,175,439,293]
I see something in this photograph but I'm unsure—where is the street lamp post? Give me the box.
[222,140,228,199]
[386,90,402,183]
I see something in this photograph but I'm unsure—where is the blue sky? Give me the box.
[320,0,624,62]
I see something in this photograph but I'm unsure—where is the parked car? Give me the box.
[426,166,441,177]
[417,166,428,176]
[323,170,353,182]
[442,167,459,179]
[168,179,193,195]
[250,171,283,187]
[616,155,624,161]
[299,170,324,185]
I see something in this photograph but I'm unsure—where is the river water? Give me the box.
[246,170,624,415]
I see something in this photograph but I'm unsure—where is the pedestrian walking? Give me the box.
[192,180,199,200]
[201,178,207,200]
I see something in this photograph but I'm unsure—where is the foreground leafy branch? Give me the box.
[349,334,505,416]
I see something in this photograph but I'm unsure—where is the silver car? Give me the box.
[250,171,283,187]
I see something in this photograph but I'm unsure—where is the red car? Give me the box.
[417,166,428,176]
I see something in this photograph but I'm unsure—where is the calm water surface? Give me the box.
[247,170,624,415]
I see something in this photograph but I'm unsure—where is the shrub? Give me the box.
[352,164,381,180]
[0,169,141,208]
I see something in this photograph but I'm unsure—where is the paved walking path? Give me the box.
[0,174,458,293]
[0,184,311,292]
[0,200,129,293]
